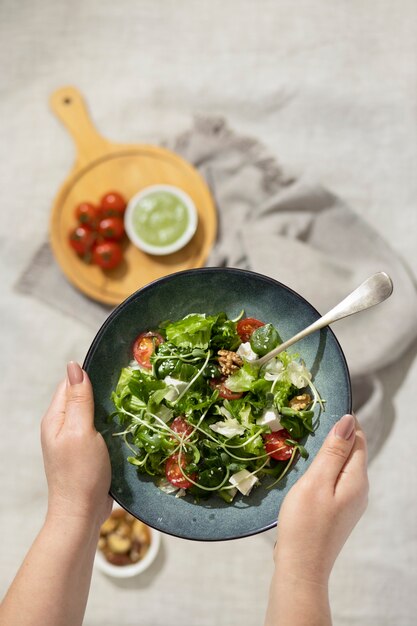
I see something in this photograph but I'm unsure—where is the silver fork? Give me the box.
[254,272,393,368]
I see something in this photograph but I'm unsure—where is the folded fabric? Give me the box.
[16,116,417,457]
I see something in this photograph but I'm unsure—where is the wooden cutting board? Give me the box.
[49,86,217,306]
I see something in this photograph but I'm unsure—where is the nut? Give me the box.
[217,350,243,376]
[129,540,147,563]
[98,508,153,566]
[107,533,132,554]
[104,550,132,566]
[115,522,131,538]
[288,393,312,411]
[132,520,150,545]
[100,516,118,535]
[129,548,142,563]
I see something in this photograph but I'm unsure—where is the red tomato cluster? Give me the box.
[68,191,127,270]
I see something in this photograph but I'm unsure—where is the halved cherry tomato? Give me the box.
[100,191,126,217]
[209,377,243,400]
[264,429,294,461]
[98,216,125,241]
[68,225,96,257]
[165,453,196,489]
[133,331,164,369]
[171,416,194,438]
[237,317,265,342]
[92,241,123,270]
[75,202,99,227]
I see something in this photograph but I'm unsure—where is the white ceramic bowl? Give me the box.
[94,507,161,578]
[124,184,198,255]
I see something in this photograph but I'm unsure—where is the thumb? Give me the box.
[65,362,95,431]
[308,414,356,485]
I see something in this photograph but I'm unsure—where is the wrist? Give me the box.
[267,565,331,626]
[46,491,108,531]
[45,505,102,541]
[273,545,330,589]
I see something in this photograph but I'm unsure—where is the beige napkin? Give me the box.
[16,116,417,458]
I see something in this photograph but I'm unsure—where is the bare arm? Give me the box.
[0,363,112,626]
[265,414,369,626]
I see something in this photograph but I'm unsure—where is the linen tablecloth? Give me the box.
[1,2,417,625]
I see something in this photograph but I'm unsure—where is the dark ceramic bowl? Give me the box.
[84,268,351,542]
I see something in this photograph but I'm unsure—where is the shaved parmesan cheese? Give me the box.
[256,408,282,432]
[229,469,259,496]
[264,359,284,381]
[237,341,258,361]
[209,417,245,438]
[163,376,188,401]
[156,404,174,423]
[157,478,178,494]
[219,406,233,420]
[287,361,311,388]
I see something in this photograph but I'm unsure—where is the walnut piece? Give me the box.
[289,393,312,411]
[217,349,243,376]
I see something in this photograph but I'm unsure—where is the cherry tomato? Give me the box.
[98,217,125,241]
[171,416,194,438]
[165,453,196,489]
[92,241,123,270]
[68,225,96,257]
[100,191,126,217]
[264,429,294,461]
[237,317,265,343]
[75,202,99,227]
[209,377,243,400]
[133,331,164,369]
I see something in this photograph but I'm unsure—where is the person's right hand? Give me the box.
[274,413,368,585]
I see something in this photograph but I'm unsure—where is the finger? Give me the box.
[307,414,357,485]
[65,362,95,432]
[344,415,368,475]
[41,379,67,436]
[336,421,368,487]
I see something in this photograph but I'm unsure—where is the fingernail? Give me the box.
[334,414,355,440]
[67,361,84,385]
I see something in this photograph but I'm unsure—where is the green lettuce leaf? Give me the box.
[209,313,240,351]
[225,362,258,392]
[165,313,217,349]
[272,379,294,409]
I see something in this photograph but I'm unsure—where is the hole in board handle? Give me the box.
[63,97,72,105]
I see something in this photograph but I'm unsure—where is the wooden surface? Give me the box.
[49,86,217,306]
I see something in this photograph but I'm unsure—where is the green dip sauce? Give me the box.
[132,191,190,247]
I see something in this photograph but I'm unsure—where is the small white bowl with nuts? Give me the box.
[94,504,161,578]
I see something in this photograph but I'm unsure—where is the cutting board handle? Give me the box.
[50,86,111,167]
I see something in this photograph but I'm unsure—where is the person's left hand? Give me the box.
[41,362,112,528]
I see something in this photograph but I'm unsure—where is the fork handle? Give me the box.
[256,272,393,367]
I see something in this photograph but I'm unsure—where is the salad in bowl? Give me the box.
[110,311,324,503]
[84,267,351,541]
